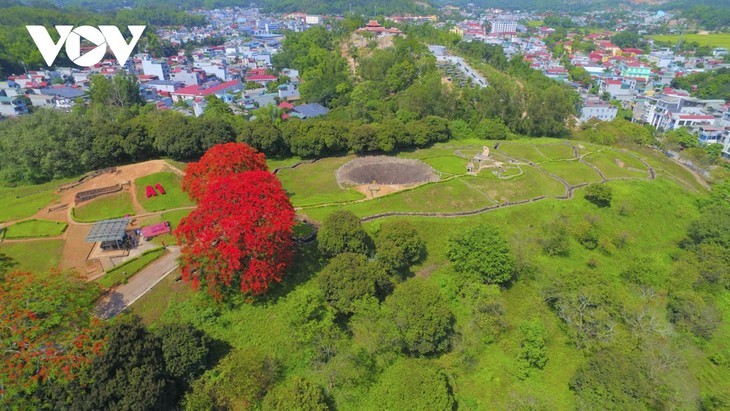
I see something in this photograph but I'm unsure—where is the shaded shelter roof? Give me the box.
[85,217,130,243]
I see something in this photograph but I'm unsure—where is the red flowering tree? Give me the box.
[0,270,104,404]
[175,170,295,300]
[182,142,268,202]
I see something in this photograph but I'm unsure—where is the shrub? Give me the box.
[584,183,613,207]
[317,210,372,257]
[447,225,515,284]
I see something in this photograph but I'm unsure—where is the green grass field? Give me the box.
[135,172,195,212]
[539,160,603,186]
[0,239,63,273]
[72,192,135,223]
[422,156,469,175]
[98,248,166,288]
[650,33,730,50]
[276,156,365,206]
[3,219,67,239]
[0,179,72,223]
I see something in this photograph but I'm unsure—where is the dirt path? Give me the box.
[95,246,180,319]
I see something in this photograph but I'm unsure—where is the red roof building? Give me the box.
[171,79,243,102]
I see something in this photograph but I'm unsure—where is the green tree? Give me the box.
[517,320,548,378]
[318,253,380,314]
[447,225,515,284]
[88,73,143,108]
[385,278,454,356]
[571,348,671,410]
[368,358,454,410]
[156,323,210,387]
[375,221,425,273]
[184,349,278,410]
[584,183,613,207]
[317,210,372,257]
[611,31,641,49]
[667,290,720,339]
[262,377,331,411]
[67,316,174,411]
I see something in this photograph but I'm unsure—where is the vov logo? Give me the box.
[26,25,146,67]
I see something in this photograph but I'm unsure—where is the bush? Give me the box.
[447,225,515,284]
[262,377,331,411]
[584,183,612,207]
[540,218,570,256]
[375,221,425,273]
[385,278,454,356]
[156,323,210,386]
[368,359,454,410]
[317,253,380,314]
[317,210,372,257]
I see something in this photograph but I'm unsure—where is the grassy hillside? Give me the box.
[129,139,727,409]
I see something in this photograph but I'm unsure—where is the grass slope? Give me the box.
[0,240,63,273]
[276,156,365,206]
[72,192,135,222]
[3,219,67,239]
[135,172,195,212]
[0,179,71,223]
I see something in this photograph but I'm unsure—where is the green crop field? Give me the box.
[135,172,195,212]
[72,192,135,222]
[0,239,63,273]
[650,33,730,50]
[2,219,67,239]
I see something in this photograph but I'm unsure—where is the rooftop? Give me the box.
[85,217,130,243]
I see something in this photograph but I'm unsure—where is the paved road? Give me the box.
[95,246,180,319]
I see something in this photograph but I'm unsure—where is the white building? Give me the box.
[580,101,618,123]
[0,96,28,116]
[490,19,517,34]
[142,57,170,81]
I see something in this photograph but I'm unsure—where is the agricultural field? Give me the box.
[135,172,195,212]
[650,33,730,50]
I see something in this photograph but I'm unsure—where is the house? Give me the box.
[26,94,56,108]
[246,74,278,86]
[171,79,243,102]
[142,57,171,81]
[145,80,182,94]
[619,62,652,82]
[292,103,329,119]
[0,96,28,116]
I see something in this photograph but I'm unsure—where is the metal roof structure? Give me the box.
[293,103,329,118]
[85,217,130,243]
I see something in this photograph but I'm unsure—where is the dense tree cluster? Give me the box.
[671,68,730,101]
